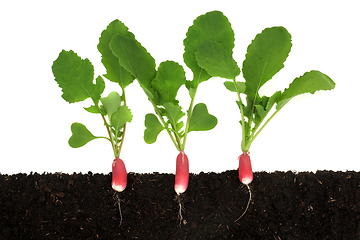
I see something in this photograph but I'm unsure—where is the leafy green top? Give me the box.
[52,11,335,159]
[108,11,236,151]
[195,23,335,152]
[51,19,136,158]
[52,50,105,104]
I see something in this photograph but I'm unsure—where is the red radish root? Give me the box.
[238,152,253,185]
[174,151,189,194]
[112,157,127,192]
[174,151,189,226]
[235,152,253,222]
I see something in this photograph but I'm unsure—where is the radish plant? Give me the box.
[51,20,135,195]
[107,12,238,197]
[194,11,336,220]
[107,12,238,225]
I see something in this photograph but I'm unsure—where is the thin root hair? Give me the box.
[234,184,252,222]
[240,183,253,194]
[113,192,123,227]
[175,194,185,227]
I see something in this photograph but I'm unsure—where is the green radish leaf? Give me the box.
[52,50,105,104]
[110,33,156,90]
[68,123,100,148]
[224,81,246,93]
[111,105,133,133]
[163,102,185,133]
[184,10,235,88]
[94,76,106,104]
[266,91,282,112]
[243,27,292,102]
[254,105,267,120]
[144,114,164,144]
[195,40,240,79]
[276,70,336,110]
[188,103,217,132]
[152,61,186,103]
[252,95,274,128]
[84,105,101,114]
[188,87,196,99]
[98,19,135,88]
[100,91,121,124]
[236,100,244,112]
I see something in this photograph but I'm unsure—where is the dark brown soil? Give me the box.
[1,170,360,239]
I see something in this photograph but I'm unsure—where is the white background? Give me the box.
[1,0,359,175]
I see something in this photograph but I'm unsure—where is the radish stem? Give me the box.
[232,78,247,151]
[140,85,181,150]
[182,81,198,150]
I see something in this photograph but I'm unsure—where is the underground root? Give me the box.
[113,192,123,226]
[175,194,185,226]
[234,184,252,222]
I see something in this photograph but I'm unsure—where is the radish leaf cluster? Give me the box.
[195,20,335,152]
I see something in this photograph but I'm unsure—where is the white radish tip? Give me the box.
[240,176,253,185]
[112,183,126,192]
[174,185,186,195]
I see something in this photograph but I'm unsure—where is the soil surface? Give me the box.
[1,170,360,239]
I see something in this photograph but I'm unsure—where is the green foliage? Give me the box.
[68,123,100,148]
[52,10,335,159]
[243,27,292,101]
[100,91,122,125]
[97,19,135,89]
[184,11,235,88]
[108,12,228,151]
[224,81,246,93]
[51,20,137,158]
[84,105,101,114]
[110,33,156,91]
[163,102,185,134]
[276,71,335,110]
[112,105,133,133]
[144,114,164,144]
[195,40,240,79]
[52,50,105,104]
[194,23,335,152]
[188,103,217,132]
[152,61,186,103]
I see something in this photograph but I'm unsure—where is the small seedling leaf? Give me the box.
[68,123,99,148]
[84,105,101,114]
[144,114,164,144]
[111,105,133,133]
[188,103,217,132]
[100,91,121,124]
[224,81,246,93]
[163,102,185,133]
